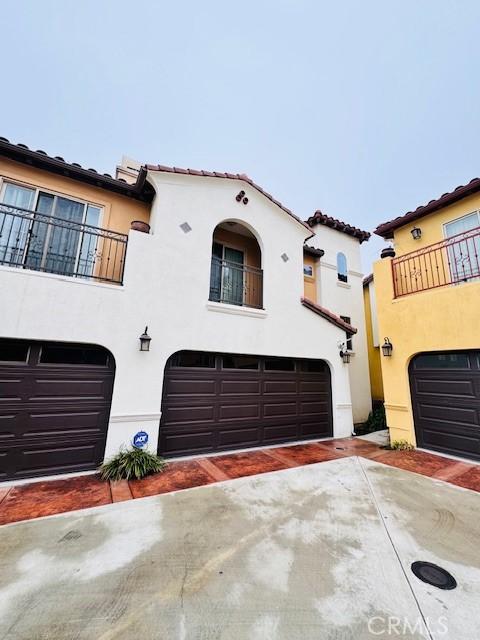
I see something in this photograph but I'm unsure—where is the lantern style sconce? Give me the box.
[381,337,393,357]
[339,343,351,364]
[139,326,151,351]
[411,226,422,240]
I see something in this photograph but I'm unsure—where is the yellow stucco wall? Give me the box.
[392,191,480,257]
[363,284,384,401]
[374,233,480,443]
[0,158,150,234]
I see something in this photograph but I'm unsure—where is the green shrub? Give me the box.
[359,403,386,434]
[389,439,415,451]
[99,447,167,481]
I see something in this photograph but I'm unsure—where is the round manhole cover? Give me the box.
[411,561,457,590]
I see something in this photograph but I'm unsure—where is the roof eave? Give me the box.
[0,138,154,203]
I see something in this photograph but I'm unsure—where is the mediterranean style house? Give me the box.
[374,177,480,461]
[0,137,370,482]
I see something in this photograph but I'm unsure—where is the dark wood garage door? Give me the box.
[159,351,333,457]
[0,339,115,481]
[410,351,480,461]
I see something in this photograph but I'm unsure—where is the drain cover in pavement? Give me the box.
[411,561,457,590]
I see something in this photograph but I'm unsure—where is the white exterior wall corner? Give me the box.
[0,174,355,462]
[307,223,372,423]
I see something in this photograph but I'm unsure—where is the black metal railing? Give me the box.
[392,225,480,297]
[209,256,263,309]
[0,203,128,284]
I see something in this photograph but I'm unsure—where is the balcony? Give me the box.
[0,204,128,285]
[209,256,263,309]
[392,226,480,297]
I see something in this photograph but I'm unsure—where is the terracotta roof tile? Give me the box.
[0,136,154,202]
[146,163,312,233]
[303,244,324,257]
[374,177,480,238]
[306,210,370,243]
[301,297,357,333]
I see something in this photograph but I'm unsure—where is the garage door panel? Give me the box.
[417,403,478,426]
[299,380,330,394]
[22,410,109,439]
[165,377,216,397]
[160,352,333,457]
[263,423,298,442]
[30,377,112,402]
[263,380,297,395]
[161,430,215,455]
[420,428,480,458]
[415,378,476,397]
[220,379,261,395]
[0,340,114,481]
[300,420,331,437]
[263,402,297,417]
[11,440,103,479]
[219,404,260,420]
[0,375,28,403]
[410,350,480,462]
[218,427,260,446]
[163,405,215,425]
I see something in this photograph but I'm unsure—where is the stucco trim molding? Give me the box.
[110,413,161,423]
[206,301,268,318]
[336,403,353,409]
[384,403,409,412]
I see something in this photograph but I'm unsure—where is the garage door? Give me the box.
[0,339,115,481]
[410,351,480,461]
[159,351,333,457]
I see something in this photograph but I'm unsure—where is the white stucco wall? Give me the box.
[0,172,356,460]
[307,224,372,423]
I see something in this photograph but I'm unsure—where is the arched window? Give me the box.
[337,252,348,283]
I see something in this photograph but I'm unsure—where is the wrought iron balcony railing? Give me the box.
[392,225,480,297]
[0,203,128,285]
[209,256,263,309]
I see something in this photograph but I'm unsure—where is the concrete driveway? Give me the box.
[0,457,479,639]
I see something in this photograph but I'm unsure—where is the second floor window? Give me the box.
[0,181,102,277]
[337,252,348,282]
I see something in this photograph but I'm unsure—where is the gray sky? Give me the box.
[2,1,480,270]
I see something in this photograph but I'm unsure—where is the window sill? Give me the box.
[337,281,351,290]
[206,301,267,318]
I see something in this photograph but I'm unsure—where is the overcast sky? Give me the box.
[2,1,480,270]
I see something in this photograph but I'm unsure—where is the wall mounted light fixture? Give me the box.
[139,327,152,351]
[381,337,393,356]
[339,343,351,364]
[411,226,422,240]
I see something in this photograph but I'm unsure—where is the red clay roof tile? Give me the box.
[374,177,480,238]
[306,210,370,243]
[301,297,357,334]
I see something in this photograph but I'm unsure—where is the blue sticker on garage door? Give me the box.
[132,431,149,448]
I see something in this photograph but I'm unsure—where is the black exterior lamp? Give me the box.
[411,226,422,240]
[139,326,151,351]
[381,337,393,357]
[339,344,351,364]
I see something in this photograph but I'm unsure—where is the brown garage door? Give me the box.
[159,351,333,457]
[410,351,480,461]
[0,339,115,481]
